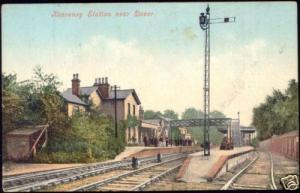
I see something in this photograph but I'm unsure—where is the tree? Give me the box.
[31,66,69,133]
[284,79,299,132]
[252,79,298,140]
[144,110,162,119]
[163,109,178,120]
[210,110,226,118]
[2,73,25,133]
[181,107,203,119]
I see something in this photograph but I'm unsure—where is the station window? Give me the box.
[73,105,80,114]
[128,103,131,115]
[133,105,136,116]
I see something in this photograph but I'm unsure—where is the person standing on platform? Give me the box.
[150,137,153,146]
[143,136,147,147]
[159,136,163,147]
[154,137,158,147]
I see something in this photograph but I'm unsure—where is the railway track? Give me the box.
[3,153,186,192]
[70,154,186,191]
[221,151,277,190]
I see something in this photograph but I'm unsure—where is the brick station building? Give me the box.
[61,74,149,144]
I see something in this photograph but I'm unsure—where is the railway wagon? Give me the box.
[269,130,299,160]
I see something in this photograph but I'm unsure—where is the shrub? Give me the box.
[33,111,126,163]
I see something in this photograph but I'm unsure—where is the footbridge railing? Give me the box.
[169,118,232,128]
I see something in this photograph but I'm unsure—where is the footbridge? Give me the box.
[169,118,232,128]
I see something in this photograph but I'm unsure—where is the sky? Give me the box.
[2,2,298,126]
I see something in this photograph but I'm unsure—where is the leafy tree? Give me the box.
[284,79,299,132]
[163,109,178,120]
[2,73,25,133]
[209,110,226,118]
[2,73,27,160]
[252,79,298,140]
[144,110,162,119]
[181,107,203,119]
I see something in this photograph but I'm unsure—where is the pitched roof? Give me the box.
[157,115,173,121]
[64,86,99,96]
[79,86,99,96]
[105,89,141,105]
[62,87,141,105]
[6,125,48,136]
[142,119,161,125]
[61,90,87,106]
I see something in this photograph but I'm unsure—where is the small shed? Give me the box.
[6,125,48,161]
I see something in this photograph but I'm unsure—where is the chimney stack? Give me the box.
[139,106,144,120]
[72,73,80,97]
[94,76,111,98]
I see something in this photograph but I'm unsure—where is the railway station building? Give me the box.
[61,74,156,144]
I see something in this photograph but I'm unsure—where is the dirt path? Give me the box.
[2,162,85,176]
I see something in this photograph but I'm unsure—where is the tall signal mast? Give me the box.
[199,5,235,156]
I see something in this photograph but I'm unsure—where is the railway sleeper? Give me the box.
[232,183,269,189]
[115,181,140,185]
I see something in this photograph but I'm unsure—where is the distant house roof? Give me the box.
[79,86,99,96]
[157,115,173,121]
[104,89,141,105]
[6,125,48,136]
[142,119,161,126]
[61,87,141,106]
[64,86,99,96]
[61,90,87,106]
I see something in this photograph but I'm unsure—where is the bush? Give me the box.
[32,112,126,163]
[250,138,259,148]
[33,151,89,163]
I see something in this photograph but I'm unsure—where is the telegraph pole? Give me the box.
[199,5,235,156]
[113,85,120,138]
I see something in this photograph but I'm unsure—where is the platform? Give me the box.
[114,145,201,161]
[177,146,254,182]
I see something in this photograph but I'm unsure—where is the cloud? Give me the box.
[211,37,297,125]
[3,35,297,126]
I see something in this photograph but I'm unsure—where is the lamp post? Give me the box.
[199,5,211,156]
[113,85,120,138]
[199,5,235,156]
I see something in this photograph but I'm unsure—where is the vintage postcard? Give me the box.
[1,2,298,191]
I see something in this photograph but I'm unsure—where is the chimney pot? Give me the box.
[96,77,111,98]
[72,74,80,96]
